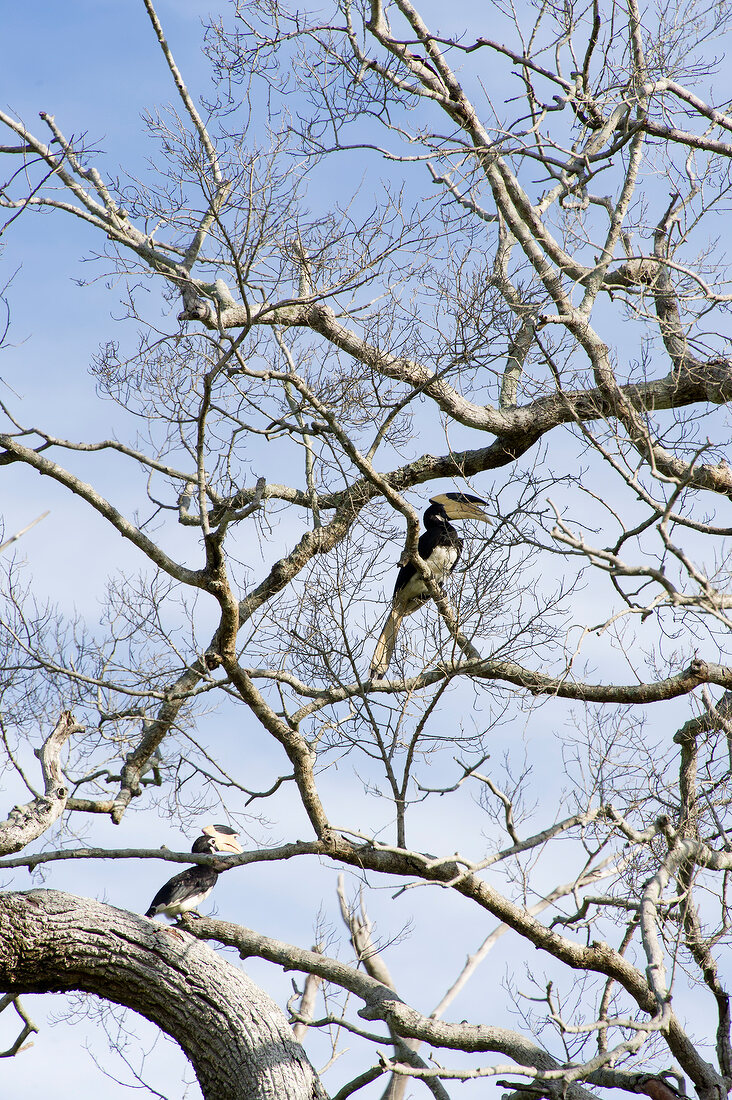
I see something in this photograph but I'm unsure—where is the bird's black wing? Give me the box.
[393,527,462,598]
[392,528,439,597]
[145,865,218,917]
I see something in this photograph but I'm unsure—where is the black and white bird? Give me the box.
[370,492,490,679]
[144,824,243,921]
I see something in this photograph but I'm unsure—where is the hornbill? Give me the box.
[144,824,242,921]
[370,492,490,680]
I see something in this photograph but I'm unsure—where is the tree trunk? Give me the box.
[0,890,326,1100]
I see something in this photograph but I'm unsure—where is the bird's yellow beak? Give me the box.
[202,823,244,854]
[429,492,491,523]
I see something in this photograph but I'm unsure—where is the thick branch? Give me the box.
[0,712,82,856]
[0,890,326,1100]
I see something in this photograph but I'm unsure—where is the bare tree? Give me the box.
[2,0,732,1097]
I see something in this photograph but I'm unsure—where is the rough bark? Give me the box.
[0,713,83,856]
[0,890,326,1100]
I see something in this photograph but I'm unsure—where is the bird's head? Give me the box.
[191,834,219,855]
[428,492,491,523]
[201,822,244,854]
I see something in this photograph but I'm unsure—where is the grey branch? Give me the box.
[0,510,49,553]
[0,712,83,856]
[0,890,326,1100]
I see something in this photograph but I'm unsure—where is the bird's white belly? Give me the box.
[166,886,214,917]
[400,546,458,605]
[426,545,459,579]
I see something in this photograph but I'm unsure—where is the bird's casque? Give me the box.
[370,492,490,679]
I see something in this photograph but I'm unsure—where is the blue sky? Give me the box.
[2,2,731,1097]
[1,8,534,1094]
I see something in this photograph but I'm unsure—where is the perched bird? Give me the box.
[370,492,490,679]
[145,825,243,921]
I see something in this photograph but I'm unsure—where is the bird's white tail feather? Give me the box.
[370,606,405,679]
